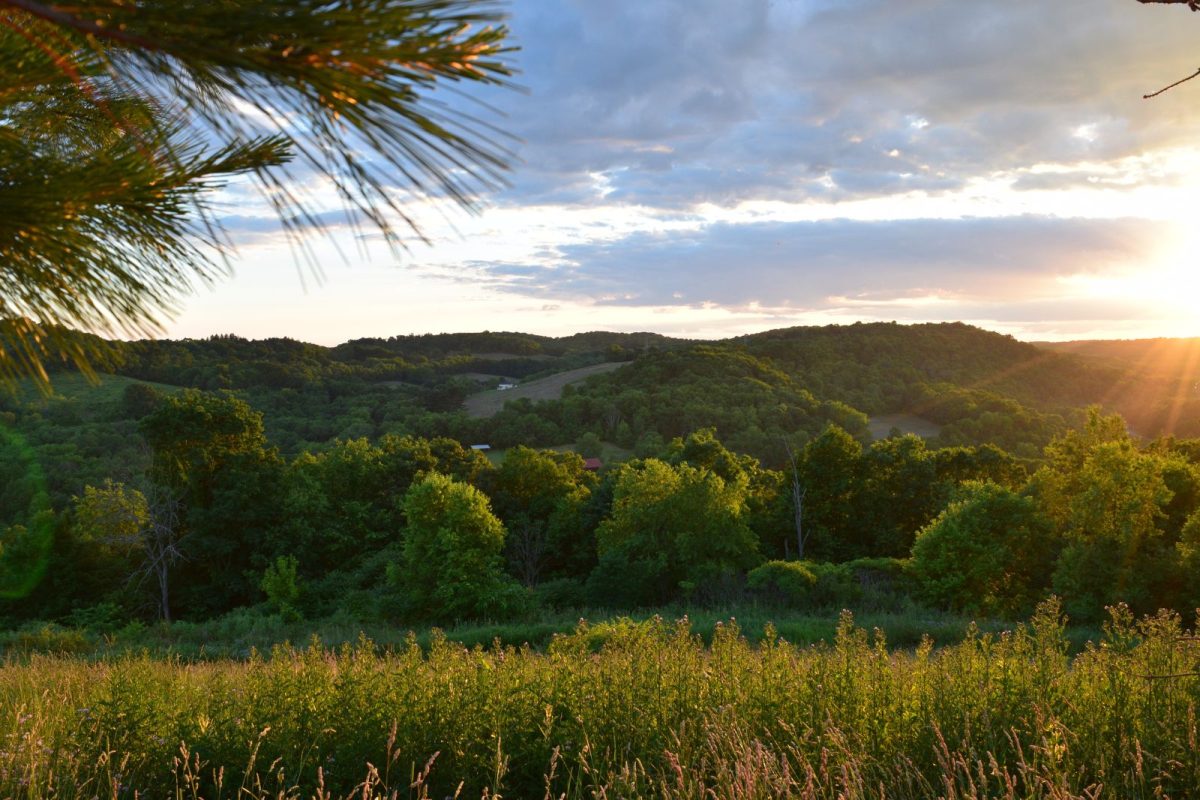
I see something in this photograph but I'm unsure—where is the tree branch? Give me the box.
[0,0,162,51]
[1144,67,1200,98]
[1136,0,1200,9]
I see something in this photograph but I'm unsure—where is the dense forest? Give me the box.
[3,321,1200,634]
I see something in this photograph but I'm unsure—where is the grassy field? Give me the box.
[14,372,180,404]
[463,362,626,418]
[0,605,1056,661]
[1,603,1197,799]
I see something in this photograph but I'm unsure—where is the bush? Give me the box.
[62,602,126,632]
[912,481,1053,618]
[4,622,93,655]
[533,578,587,611]
[260,555,303,622]
[584,551,671,609]
[746,561,816,606]
[804,561,862,608]
[746,560,867,609]
[843,557,915,609]
[401,473,529,622]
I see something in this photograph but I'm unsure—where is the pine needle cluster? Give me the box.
[0,0,515,387]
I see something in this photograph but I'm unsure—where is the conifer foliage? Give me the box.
[0,1,514,385]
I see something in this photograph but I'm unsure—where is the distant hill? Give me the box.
[1034,337,1200,438]
[14,322,1200,474]
[737,322,1116,413]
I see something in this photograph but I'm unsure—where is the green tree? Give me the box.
[400,472,525,621]
[72,480,149,549]
[138,389,274,616]
[1034,411,1190,619]
[576,432,603,459]
[70,478,182,620]
[911,482,1054,617]
[1046,442,1176,619]
[860,434,940,557]
[592,458,758,605]
[139,389,267,491]
[797,425,864,561]
[484,446,593,585]
[1,0,514,385]
[667,428,786,562]
[1175,509,1200,612]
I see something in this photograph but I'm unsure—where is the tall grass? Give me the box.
[0,604,1061,661]
[1,602,1197,799]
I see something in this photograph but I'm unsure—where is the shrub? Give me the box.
[533,578,587,611]
[804,561,862,608]
[5,622,93,655]
[260,555,303,622]
[843,557,916,609]
[746,560,816,606]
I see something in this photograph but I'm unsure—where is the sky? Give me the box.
[170,0,1200,344]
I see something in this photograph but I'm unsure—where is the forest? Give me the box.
[3,321,1200,634]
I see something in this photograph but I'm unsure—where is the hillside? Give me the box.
[16,322,1199,475]
[6,320,1200,647]
[1035,337,1200,437]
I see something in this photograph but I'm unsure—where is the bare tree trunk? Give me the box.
[138,484,183,622]
[158,563,172,622]
[793,479,806,561]
[507,517,547,587]
[781,438,807,560]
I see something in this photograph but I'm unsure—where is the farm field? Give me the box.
[463,361,627,417]
[2,605,1196,799]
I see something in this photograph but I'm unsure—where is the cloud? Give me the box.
[487,0,1200,210]
[217,209,370,246]
[459,215,1178,309]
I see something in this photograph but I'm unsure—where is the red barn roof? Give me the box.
[583,458,603,471]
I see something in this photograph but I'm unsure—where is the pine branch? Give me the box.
[1,0,161,50]
[0,0,517,389]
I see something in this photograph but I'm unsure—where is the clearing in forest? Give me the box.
[867,413,943,440]
[463,362,625,418]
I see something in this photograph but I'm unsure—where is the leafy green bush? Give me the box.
[62,602,126,632]
[746,560,816,605]
[843,557,916,609]
[912,481,1053,618]
[746,560,868,609]
[260,555,303,622]
[804,561,862,608]
[532,578,587,611]
[4,622,93,655]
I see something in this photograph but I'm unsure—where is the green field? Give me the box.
[2,604,1197,799]
[462,362,627,418]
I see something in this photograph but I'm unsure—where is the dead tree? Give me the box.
[506,517,548,587]
[134,484,185,622]
[781,439,808,561]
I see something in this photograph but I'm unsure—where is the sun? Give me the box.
[1145,224,1200,320]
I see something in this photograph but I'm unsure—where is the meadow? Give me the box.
[3,602,1198,799]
